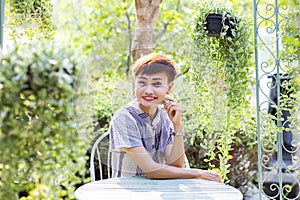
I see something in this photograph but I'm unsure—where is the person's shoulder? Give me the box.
[113,105,130,118]
[110,101,140,129]
[112,101,136,120]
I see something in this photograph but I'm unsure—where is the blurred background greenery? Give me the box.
[0,0,299,199]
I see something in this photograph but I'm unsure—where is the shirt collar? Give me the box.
[130,98,161,126]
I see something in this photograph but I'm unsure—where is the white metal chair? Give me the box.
[89,131,190,182]
[90,131,111,182]
[184,154,190,169]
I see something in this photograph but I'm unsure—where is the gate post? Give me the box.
[253,0,300,199]
[0,0,5,48]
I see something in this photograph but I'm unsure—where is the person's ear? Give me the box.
[167,82,174,94]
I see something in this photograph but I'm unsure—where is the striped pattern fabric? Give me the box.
[109,99,174,177]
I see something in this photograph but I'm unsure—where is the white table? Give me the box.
[74,176,243,200]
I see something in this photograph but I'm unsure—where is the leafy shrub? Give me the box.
[6,0,54,39]
[0,41,88,199]
[92,70,131,135]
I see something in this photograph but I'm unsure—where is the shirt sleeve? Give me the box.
[162,109,174,146]
[166,127,174,146]
[109,107,143,152]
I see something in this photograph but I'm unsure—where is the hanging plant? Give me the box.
[7,0,54,40]
[190,1,256,185]
[205,13,236,37]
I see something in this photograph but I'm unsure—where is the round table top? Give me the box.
[74,176,243,200]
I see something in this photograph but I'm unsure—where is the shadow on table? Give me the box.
[116,177,242,200]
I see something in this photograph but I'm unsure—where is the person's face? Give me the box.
[134,72,173,115]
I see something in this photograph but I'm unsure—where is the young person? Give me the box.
[109,53,221,182]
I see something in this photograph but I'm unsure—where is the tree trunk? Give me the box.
[132,0,162,63]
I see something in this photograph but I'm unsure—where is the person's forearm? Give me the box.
[166,135,185,167]
[145,164,200,179]
[145,164,222,182]
[123,146,222,182]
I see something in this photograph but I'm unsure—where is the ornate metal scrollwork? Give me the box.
[254,0,300,199]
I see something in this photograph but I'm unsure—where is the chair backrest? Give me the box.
[184,154,190,169]
[89,131,190,181]
[90,131,111,182]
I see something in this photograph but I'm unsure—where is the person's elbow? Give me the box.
[145,170,165,179]
[143,165,168,179]
[145,171,157,179]
[173,161,185,168]
[167,159,185,168]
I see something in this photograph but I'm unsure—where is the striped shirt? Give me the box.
[109,99,174,177]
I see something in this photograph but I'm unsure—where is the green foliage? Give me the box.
[282,0,300,86]
[90,70,132,138]
[52,0,198,141]
[54,0,135,74]
[50,0,136,141]
[6,0,54,40]
[54,0,197,75]
[0,41,88,199]
[190,0,255,183]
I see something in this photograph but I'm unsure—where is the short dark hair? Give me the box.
[132,53,177,83]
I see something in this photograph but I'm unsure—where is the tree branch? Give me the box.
[125,8,133,76]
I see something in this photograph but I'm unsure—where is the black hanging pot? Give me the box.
[205,14,236,37]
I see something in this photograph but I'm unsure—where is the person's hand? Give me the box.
[195,169,222,183]
[162,96,183,131]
